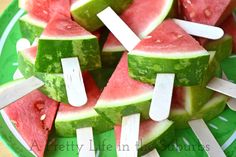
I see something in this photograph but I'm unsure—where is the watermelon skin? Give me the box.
[35,37,101,73]
[70,0,132,32]
[205,35,233,62]
[3,87,58,157]
[128,54,209,86]
[170,94,228,129]
[115,120,175,155]
[19,14,46,43]
[102,51,124,67]
[55,72,113,137]
[18,47,69,103]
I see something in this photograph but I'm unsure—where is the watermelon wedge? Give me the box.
[221,15,236,52]
[128,19,210,86]
[114,119,175,155]
[3,81,58,157]
[102,0,176,67]
[170,94,228,129]
[18,46,68,103]
[70,0,133,31]
[95,53,154,124]
[35,13,101,73]
[55,72,113,137]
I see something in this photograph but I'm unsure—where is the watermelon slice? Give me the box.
[170,94,228,129]
[35,13,101,73]
[179,0,236,26]
[221,15,236,52]
[128,19,210,86]
[70,0,133,31]
[102,0,176,67]
[95,53,154,124]
[18,46,68,103]
[114,119,175,155]
[3,81,58,157]
[55,72,113,137]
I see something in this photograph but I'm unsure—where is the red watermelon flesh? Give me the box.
[221,15,236,52]
[42,13,91,38]
[134,20,205,53]
[57,72,101,114]
[98,53,153,101]
[4,90,59,157]
[179,0,236,26]
[103,0,173,51]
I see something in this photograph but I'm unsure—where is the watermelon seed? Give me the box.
[40,114,46,121]
[155,39,162,43]
[35,103,44,111]
[204,9,212,18]
[144,36,152,39]
[43,10,48,15]
[189,12,196,18]
[66,25,72,29]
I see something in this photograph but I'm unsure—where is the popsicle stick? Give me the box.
[173,19,224,40]
[118,114,140,157]
[222,72,236,111]
[97,7,141,51]
[188,119,226,157]
[0,76,44,109]
[61,57,87,107]
[207,77,236,99]
[76,127,95,157]
[16,38,30,52]
[149,74,175,121]
[141,149,160,157]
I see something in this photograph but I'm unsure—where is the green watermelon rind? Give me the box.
[70,0,132,32]
[128,51,210,86]
[95,92,153,124]
[18,51,69,103]
[19,14,47,43]
[55,109,113,137]
[35,36,101,73]
[169,94,228,129]
[138,120,175,156]
[101,51,124,67]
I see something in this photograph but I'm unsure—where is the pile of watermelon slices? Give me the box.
[1,0,236,156]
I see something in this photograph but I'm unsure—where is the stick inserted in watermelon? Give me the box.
[141,149,160,157]
[188,119,226,157]
[61,57,87,107]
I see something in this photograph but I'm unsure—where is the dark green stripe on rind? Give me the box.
[128,53,210,86]
[138,121,175,156]
[19,15,45,43]
[71,0,132,32]
[95,95,152,125]
[18,51,68,103]
[101,51,123,67]
[55,110,113,137]
[35,37,101,73]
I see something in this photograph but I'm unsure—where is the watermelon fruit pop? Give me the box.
[3,89,59,157]
[102,0,176,67]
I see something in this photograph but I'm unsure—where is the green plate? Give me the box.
[1,1,236,157]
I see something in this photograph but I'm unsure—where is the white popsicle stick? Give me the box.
[207,77,236,99]
[173,19,224,40]
[118,114,140,157]
[97,7,141,51]
[142,149,160,157]
[149,74,175,121]
[0,76,44,109]
[222,72,236,111]
[76,127,95,157]
[16,38,31,52]
[188,119,226,157]
[61,57,87,107]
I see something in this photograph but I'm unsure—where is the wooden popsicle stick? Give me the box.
[0,76,44,109]
[149,74,175,121]
[222,72,236,111]
[188,119,226,157]
[76,127,95,157]
[118,114,140,157]
[173,19,224,40]
[97,7,141,51]
[141,149,160,157]
[207,77,236,99]
[16,38,31,52]
[61,57,87,107]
